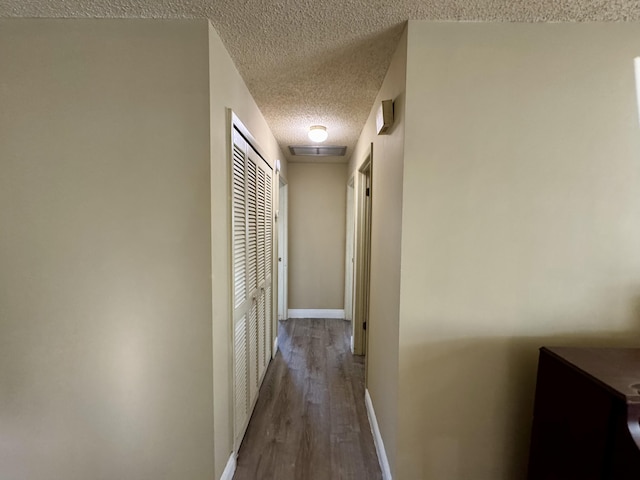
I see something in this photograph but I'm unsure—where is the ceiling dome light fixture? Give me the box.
[308,125,328,143]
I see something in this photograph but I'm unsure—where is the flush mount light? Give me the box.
[308,125,328,143]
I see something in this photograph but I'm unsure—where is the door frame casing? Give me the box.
[277,178,288,325]
[353,144,373,359]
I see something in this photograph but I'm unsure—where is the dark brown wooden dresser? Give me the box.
[528,347,640,479]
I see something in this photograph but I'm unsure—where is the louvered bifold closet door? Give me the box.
[257,161,274,380]
[231,125,275,451]
[232,130,250,449]
[264,168,273,368]
[256,166,267,380]
[246,149,260,403]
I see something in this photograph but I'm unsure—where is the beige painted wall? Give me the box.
[288,163,347,309]
[397,21,640,479]
[347,26,407,475]
[0,20,214,479]
[208,22,286,478]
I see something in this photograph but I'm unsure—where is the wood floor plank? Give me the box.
[233,318,382,480]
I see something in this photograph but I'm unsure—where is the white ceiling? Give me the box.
[2,1,639,163]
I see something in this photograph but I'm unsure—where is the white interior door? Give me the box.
[344,179,355,323]
[232,130,251,450]
[277,181,288,322]
[255,154,273,383]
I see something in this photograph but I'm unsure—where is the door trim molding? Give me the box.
[287,309,345,319]
[365,389,392,480]
[353,144,373,357]
[277,180,288,321]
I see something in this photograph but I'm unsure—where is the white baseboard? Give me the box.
[288,309,345,319]
[365,389,392,480]
[220,452,236,480]
[273,336,279,356]
[351,335,354,354]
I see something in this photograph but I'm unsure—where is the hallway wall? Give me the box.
[398,21,640,479]
[0,19,214,479]
[288,163,347,311]
[208,22,286,478]
[347,26,407,476]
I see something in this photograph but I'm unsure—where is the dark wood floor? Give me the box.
[233,318,382,480]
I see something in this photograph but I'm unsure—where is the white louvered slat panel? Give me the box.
[247,158,258,292]
[248,300,258,404]
[234,316,248,441]
[258,290,266,380]
[265,169,273,280]
[265,285,272,365]
[257,166,266,284]
[232,144,247,309]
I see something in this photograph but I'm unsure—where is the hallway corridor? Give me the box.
[233,318,382,480]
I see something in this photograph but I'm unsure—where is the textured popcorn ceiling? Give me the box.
[2,1,640,163]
